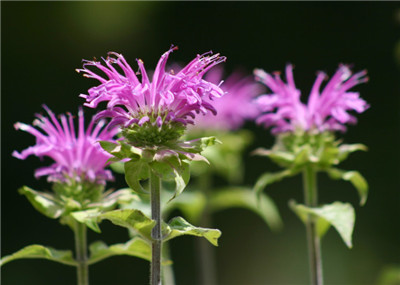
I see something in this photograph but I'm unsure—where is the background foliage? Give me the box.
[2,2,399,284]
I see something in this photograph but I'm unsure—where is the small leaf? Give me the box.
[163,216,221,246]
[338,143,367,162]
[124,160,150,194]
[253,169,293,195]
[0,245,76,266]
[209,187,283,231]
[18,186,63,219]
[99,141,120,155]
[177,136,221,153]
[87,238,151,265]
[289,201,355,248]
[109,161,125,174]
[100,209,155,241]
[326,168,368,206]
[71,209,102,233]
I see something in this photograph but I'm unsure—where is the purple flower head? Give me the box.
[13,106,118,185]
[190,66,264,131]
[77,47,226,147]
[254,64,369,134]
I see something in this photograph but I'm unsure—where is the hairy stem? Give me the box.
[74,221,89,285]
[150,170,162,285]
[303,165,323,285]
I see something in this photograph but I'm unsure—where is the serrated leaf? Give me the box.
[289,201,355,248]
[0,245,76,266]
[18,186,63,219]
[100,209,155,241]
[253,169,293,195]
[70,209,102,233]
[163,216,221,246]
[87,238,151,265]
[124,160,150,194]
[209,187,283,231]
[326,168,368,206]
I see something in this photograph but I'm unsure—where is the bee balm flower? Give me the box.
[254,64,369,134]
[13,106,117,185]
[192,66,264,131]
[77,47,226,148]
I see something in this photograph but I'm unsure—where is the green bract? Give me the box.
[100,136,219,201]
[253,131,368,205]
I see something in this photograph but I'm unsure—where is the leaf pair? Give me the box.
[0,238,152,267]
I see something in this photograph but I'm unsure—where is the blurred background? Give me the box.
[2,2,399,285]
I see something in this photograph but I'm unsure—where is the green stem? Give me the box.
[150,170,162,285]
[303,165,323,285]
[74,221,89,285]
[196,171,217,285]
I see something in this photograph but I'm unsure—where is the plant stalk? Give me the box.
[74,221,89,285]
[150,170,162,285]
[303,165,323,285]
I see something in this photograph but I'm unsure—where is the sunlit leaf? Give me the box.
[71,209,102,233]
[100,209,155,241]
[290,201,355,248]
[163,216,221,246]
[87,238,151,264]
[18,186,63,219]
[0,245,76,266]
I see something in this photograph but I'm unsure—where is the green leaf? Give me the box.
[151,156,190,202]
[109,161,125,174]
[70,209,102,233]
[253,169,293,195]
[87,238,151,265]
[326,168,368,206]
[209,187,283,231]
[163,216,221,246]
[124,160,150,194]
[98,188,139,210]
[177,136,221,154]
[338,143,367,162]
[100,209,155,241]
[0,245,76,266]
[289,201,355,248]
[18,186,63,219]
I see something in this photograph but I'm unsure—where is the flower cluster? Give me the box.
[13,106,117,185]
[77,47,226,147]
[191,66,264,131]
[254,64,369,134]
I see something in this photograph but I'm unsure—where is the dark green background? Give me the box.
[2,2,399,284]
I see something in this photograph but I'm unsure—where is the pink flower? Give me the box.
[77,47,226,132]
[191,66,264,131]
[254,64,369,134]
[13,106,117,185]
